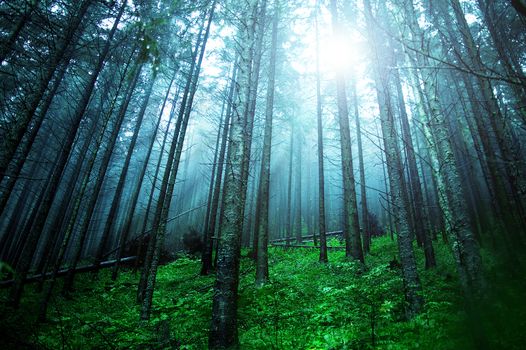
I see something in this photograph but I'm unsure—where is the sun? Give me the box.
[320,31,363,74]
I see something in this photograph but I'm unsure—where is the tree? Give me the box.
[315,1,328,263]
[255,6,279,287]
[209,0,257,347]
[364,0,423,318]
[329,0,363,263]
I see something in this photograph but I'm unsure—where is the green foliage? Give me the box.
[0,261,14,280]
[1,237,524,349]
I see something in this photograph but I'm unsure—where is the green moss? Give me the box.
[1,237,524,349]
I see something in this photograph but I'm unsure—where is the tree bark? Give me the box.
[351,80,370,254]
[255,10,278,287]
[315,2,328,263]
[200,63,237,275]
[364,0,424,318]
[209,1,256,347]
[330,0,364,263]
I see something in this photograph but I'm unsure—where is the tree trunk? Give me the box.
[351,80,370,254]
[364,0,424,318]
[209,1,256,347]
[295,129,302,244]
[134,88,179,273]
[255,10,278,287]
[330,0,364,263]
[93,72,157,272]
[200,63,237,275]
[0,50,73,215]
[136,18,206,303]
[391,61,436,268]
[315,3,328,262]
[286,122,294,247]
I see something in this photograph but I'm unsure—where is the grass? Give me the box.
[1,235,524,349]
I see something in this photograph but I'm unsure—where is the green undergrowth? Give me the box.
[1,235,524,349]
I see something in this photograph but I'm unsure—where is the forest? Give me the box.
[1,0,525,348]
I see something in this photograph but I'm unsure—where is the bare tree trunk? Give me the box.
[137,19,206,302]
[209,0,255,347]
[286,122,294,247]
[477,0,526,120]
[295,129,302,244]
[450,0,526,231]
[330,0,364,263]
[34,107,102,292]
[255,10,278,287]
[35,50,136,306]
[351,80,370,254]
[201,62,237,275]
[391,62,436,268]
[364,0,423,318]
[93,72,157,272]
[133,88,179,273]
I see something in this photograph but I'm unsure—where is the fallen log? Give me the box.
[0,256,137,288]
[270,244,345,251]
[270,230,343,244]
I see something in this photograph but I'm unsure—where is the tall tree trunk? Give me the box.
[255,10,278,287]
[137,17,206,303]
[133,89,179,273]
[330,0,363,263]
[315,2,328,262]
[364,0,423,318]
[295,129,302,244]
[477,0,526,120]
[201,62,237,275]
[238,0,267,249]
[391,62,436,268]
[286,122,294,246]
[34,105,103,292]
[404,0,486,295]
[209,1,255,347]
[0,50,73,215]
[449,0,526,231]
[351,80,370,254]
[35,49,136,305]
[425,0,524,243]
[202,90,227,250]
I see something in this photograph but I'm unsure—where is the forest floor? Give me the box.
[1,235,525,349]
